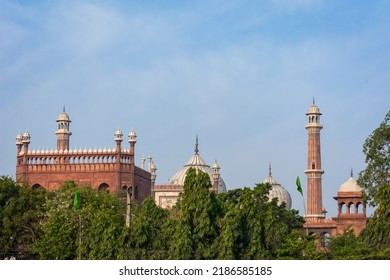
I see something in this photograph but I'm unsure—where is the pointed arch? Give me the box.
[32,183,44,190]
[98,183,109,192]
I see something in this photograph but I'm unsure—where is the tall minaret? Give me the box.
[55,107,72,151]
[305,100,325,221]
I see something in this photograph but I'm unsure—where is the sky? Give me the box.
[0,0,389,217]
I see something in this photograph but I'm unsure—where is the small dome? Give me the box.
[212,161,220,170]
[307,104,321,115]
[22,131,31,143]
[263,165,292,209]
[338,176,362,192]
[114,127,123,141]
[57,110,71,122]
[128,129,137,143]
[16,132,23,145]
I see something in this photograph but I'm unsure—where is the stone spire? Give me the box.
[195,134,199,155]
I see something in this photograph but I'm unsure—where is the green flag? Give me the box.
[296,176,303,196]
[73,191,79,209]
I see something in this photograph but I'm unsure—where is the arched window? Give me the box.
[120,185,129,200]
[356,202,362,214]
[98,183,109,192]
[32,183,43,190]
[339,202,346,214]
[347,202,354,214]
[312,162,316,169]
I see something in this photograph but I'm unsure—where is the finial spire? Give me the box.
[195,134,199,154]
[268,163,272,176]
[350,168,353,178]
[313,97,315,105]
[63,105,66,112]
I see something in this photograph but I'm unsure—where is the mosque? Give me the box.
[15,102,367,238]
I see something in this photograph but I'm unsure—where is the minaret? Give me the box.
[212,161,220,193]
[55,107,72,151]
[114,127,123,190]
[305,100,325,221]
[150,161,157,197]
[128,129,137,194]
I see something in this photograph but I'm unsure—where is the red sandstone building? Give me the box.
[304,102,367,242]
[15,109,153,202]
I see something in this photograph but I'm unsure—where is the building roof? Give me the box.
[338,175,362,193]
[57,108,71,122]
[306,99,321,115]
[168,137,226,193]
[263,164,292,209]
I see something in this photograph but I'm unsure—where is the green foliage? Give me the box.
[276,230,324,260]
[327,229,372,260]
[8,171,389,259]
[217,183,305,259]
[169,168,221,259]
[358,110,390,207]
[0,176,46,259]
[359,182,390,251]
[118,196,169,259]
[357,110,390,254]
[35,181,125,259]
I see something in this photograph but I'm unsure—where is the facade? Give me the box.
[152,136,226,208]
[303,102,367,240]
[15,109,152,202]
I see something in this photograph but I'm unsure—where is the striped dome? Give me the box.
[168,138,226,193]
[263,165,292,209]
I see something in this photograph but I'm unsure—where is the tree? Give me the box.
[35,181,125,259]
[358,183,390,252]
[358,110,390,206]
[358,110,390,252]
[169,168,221,259]
[118,196,170,259]
[217,183,306,259]
[276,230,324,260]
[327,229,371,260]
[0,176,46,259]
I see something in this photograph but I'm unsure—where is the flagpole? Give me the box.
[301,193,307,217]
[296,176,309,234]
[78,213,81,260]
[73,191,81,260]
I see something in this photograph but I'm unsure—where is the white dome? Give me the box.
[307,104,321,114]
[263,166,292,209]
[338,176,362,192]
[168,139,226,193]
[57,110,71,122]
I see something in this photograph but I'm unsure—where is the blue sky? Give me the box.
[0,0,389,217]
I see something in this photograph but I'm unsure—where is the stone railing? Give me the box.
[18,148,134,172]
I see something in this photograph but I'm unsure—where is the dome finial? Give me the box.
[313,97,315,105]
[195,134,199,154]
[350,168,353,178]
[63,105,66,113]
[269,162,272,176]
